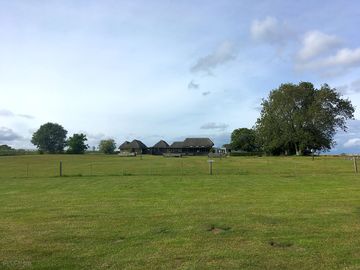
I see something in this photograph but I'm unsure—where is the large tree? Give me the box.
[66,133,89,154]
[255,82,354,155]
[31,123,68,153]
[99,139,116,154]
[231,128,258,152]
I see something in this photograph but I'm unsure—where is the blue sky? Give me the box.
[1,0,360,152]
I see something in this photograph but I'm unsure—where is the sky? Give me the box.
[1,0,360,153]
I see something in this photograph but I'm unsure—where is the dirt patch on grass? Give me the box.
[207,225,231,234]
[268,240,293,248]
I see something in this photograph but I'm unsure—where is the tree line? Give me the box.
[230,82,354,155]
[31,123,117,154]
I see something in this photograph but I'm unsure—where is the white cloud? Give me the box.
[250,16,290,44]
[0,109,15,117]
[322,48,360,67]
[296,47,360,73]
[336,79,360,95]
[191,41,237,74]
[294,31,360,75]
[297,30,342,60]
[0,109,34,119]
[17,114,34,119]
[200,122,229,131]
[84,132,106,140]
[350,79,360,93]
[0,127,22,142]
[80,132,106,147]
[344,138,360,148]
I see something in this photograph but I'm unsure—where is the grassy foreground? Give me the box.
[0,155,360,269]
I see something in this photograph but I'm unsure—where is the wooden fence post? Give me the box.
[208,160,214,175]
[354,156,358,174]
[60,161,63,177]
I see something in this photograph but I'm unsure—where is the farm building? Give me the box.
[150,140,170,155]
[119,139,148,154]
[169,141,184,154]
[119,141,130,151]
[119,138,214,156]
[170,138,214,155]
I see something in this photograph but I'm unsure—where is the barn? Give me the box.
[119,138,214,156]
[170,138,214,155]
[169,141,184,154]
[150,140,169,155]
[119,139,148,154]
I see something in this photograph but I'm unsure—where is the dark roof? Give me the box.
[183,138,214,148]
[153,140,169,148]
[119,141,131,149]
[129,139,147,149]
[170,138,214,148]
[170,141,184,148]
[119,139,147,150]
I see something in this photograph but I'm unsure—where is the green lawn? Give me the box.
[0,155,360,269]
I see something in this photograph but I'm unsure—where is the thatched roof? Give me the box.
[119,141,131,150]
[153,140,169,148]
[170,141,184,148]
[183,138,214,148]
[129,139,147,149]
[119,139,147,150]
[170,138,214,148]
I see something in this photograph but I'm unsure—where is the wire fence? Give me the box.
[0,155,357,179]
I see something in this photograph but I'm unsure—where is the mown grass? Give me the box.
[0,155,360,269]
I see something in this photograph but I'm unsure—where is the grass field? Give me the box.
[1,154,360,269]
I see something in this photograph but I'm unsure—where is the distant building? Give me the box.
[170,138,214,155]
[119,141,130,151]
[150,140,170,155]
[119,139,148,154]
[119,137,214,156]
[169,141,183,154]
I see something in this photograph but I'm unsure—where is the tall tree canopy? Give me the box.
[31,123,68,153]
[99,139,116,154]
[255,82,354,155]
[66,133,89,154]
[231,128,258,152]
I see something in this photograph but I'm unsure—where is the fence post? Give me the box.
[208,160,214,175]
[354,156,358,174]
[60,161,63,177]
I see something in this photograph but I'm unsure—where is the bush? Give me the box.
[99,139,116,154]
[0,149,37,156]
[230,151,263,157]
